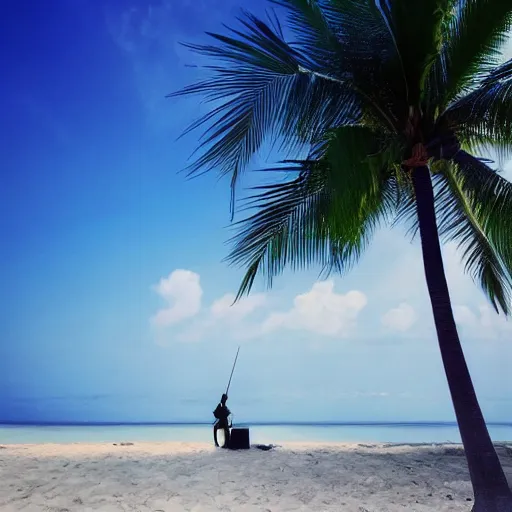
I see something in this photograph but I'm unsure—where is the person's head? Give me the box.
[221,394,228,404]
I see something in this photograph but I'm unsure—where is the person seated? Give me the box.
[213,393,232,448]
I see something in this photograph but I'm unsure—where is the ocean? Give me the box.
[1,422,511,445]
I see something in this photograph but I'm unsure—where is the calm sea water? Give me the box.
[1,423,511,445]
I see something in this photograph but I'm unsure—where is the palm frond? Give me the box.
[313,0,409,130]
[331,0,409,127]
[430,0,512,107]
[395,153,512,311]
[458,133,512,168]
[392,180,420,240]
[227,126,399,298]
[168,11,362,216]
[433,160,512,314]
[452,151,512,263]
[271,0,342,71]
[381,0,454,104]
[442,58,512,150]
[276,0,399,78]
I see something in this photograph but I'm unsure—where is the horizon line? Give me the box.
[2,420,512,427]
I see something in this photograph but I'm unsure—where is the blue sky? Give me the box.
[0,0,511,425]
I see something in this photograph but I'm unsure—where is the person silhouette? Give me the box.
[213,393,232,448]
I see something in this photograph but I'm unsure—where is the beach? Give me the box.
[1,442,511,511]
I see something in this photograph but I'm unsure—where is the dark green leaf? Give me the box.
[381,0,454,104]
[442,58,512,149]
[168,11,361,216]
[226,126,398,298]
[437,154,512,314]
[430,0,512,106]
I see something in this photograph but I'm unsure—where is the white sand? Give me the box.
[0,442,511,511]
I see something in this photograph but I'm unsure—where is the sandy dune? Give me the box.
[0,442,511,511]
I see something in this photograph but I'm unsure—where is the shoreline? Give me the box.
[2,440,512,448]
[2,423,512,447]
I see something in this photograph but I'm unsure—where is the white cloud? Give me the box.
[104,3,190,129]
[262,281,367,337]
[381,303,417,332]
[176,292,266,343]
[104,0,243,130]
[454,304,512,340]
[374,236,512,340]
[211,293,266,323]
[369,230,481,305]
[151,270,202,327]
[453,305,477,327]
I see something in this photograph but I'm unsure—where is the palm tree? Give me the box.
[169,1,512,509]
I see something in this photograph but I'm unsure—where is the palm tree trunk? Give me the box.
[412,165,512,512]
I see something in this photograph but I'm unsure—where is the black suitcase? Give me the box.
[229,428,250,450]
